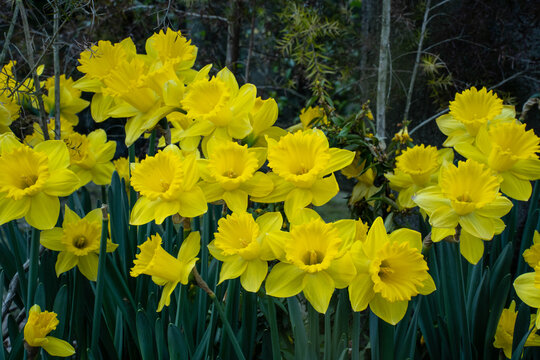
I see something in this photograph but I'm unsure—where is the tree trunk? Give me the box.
[376,0,391,146]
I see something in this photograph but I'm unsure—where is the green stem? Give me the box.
[378,316,395,360]
[147,129,157,156]
[308,304,320,358]
[91,208,109,351]
[266,295,281,360]
[351,312,362,360]
[26,228,39,312]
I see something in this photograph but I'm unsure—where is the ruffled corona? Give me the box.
[24,305,75,357]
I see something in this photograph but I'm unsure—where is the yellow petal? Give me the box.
[26,193,60,230]
[78,253,99,281]
[459,231,484,264]
[265,262,305,298]
[388,228,422,250]
[370,294,408,325]
[454,143,486,163]
[240,259,267,292]
[42,336,76,357]
[363,217,388,259]
[418,275,436,295]
[460,212,496,240]
[178,231,201,260]
[500,172,532,201]
[90,93,115,123]
[513,159,540,180]
[223,189,248,213]
[326,252,356,288]
[227,116,253,139]
[349,273,375,312]
[55,252,78,276]
[413,186,449,214]
[476,196,513,218]
[0,196,30,225]
[256,212,283,234]
[91,162,115,185]
[431,227,455,242]
[34,140,70,171]
[303,271,335,313]
[130,197,163,225]
[260,231,290,261]
[200,181,225,202]
[250,173,294,203]
[242,172,273,198]
[284,188,313,222]
[323,148,355,175]
[430,206,459,228]
[311,174,339,206]
[157,281,178,312]
[219,258,247,283]
[514,272,540,308]
[44,168,80,196]
[40,228,65,251]
[177,187,208,218]
[230,84,256,115]
[85,208,103,224]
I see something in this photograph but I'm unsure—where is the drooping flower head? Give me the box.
[24,305,75,357]
[43,75,89,125]
[40,205,118,281]
[131,232,200,311]
[348,217,435,324]
[265,217,356,313]
[342,155,382,206]
[208,212,283,292]
[414,159,513,264]
[454,121,540,201]
[436,87,515,146]
[130,145,207,225]
[0,140,80,229]
[299,106,328,129]
[199,139,272,212]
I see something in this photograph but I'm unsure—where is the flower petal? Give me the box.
[265,262,305,298]
[0,196,30,225]
[223,189,248,213]
[514,272,540,308]
[44,168,80,196]
[260,231,290,261]
[500,172,532,201]
[460,212,495,240]
[219,258,247,284]
[418,275,436,295]
[302,271,335,313]
[242,172,273,198]
[363,217,388,259]
[430,206,459,228]
[311,174,339,206]
[177,187,208,218]
[326,252,356,288]
[157,281,178,312]
[349,273,375,312]
[78,253,99,281]
[40,228,65,251]
[26,193,60,230]
[42,336,75,357]
[34,140,70,171]
[459,231,484,264]
[240,259,268,292]
[55,252,78,276]
[388,228,422,250]
[256,212,283,234]
[475,196,513,218]
[370,294,408,325]
[323,148,355,175]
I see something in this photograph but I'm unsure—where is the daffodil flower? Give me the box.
[63,129,116,186]
[514,232,540,330]
[24,305,75,357]
[130,145,207,225]
[198,139,273,212]
[43,75,89,126]
[436,87,515,146]
[493,300,540,359]
[385,145,453,208]
[348,217,435,325]
[0,140,80,230]
[252,129,354,222]
[40,205,118,281]
[265,217,356,313]
[454,121,540,201]
[244,97,286,147]
[414,159,513,264]
[131,232,200,311]
[208,212,283,292]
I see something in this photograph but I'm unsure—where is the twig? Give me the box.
[244,0,256,82]
[53,3,61,140]
[403,0,431,124]
[0,1,20,65]
[18,0,49,140]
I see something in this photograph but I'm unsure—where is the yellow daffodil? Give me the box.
[131,232,200,311]
[180,66,256,141]
[40,205,118,280]
[348,217,435,324]
[130,145,207,225]
[0,140,80,229]
[252,129,354,222]
[157,112,201,151]
[288,106,328,132]
[436,87,515,146]
[208,212,283,292]
[514,234,540,330]
[198,139,273,212]
[0,90,19,133]
[244,97,286,147]
[24,305,75,357]
[43,75,89,125]
[413,160,513,264]
[63,129,116,186]
[265,217,356,313]
[454,121,540,201]
[385,145,453,208]
[523,231,540,269]
[392,127,413,144]
[493,300,540,358]
[145,28,198,82]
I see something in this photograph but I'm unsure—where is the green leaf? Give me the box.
[168,324,190,359]
[512,302,531,358]
[136,310,155,360]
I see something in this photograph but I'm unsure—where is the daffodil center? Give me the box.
[73,236,88,249]
[377,260,394,279]
[21,174,38,188]
[302,249,325,266]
